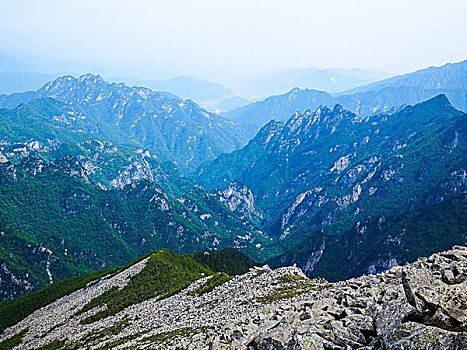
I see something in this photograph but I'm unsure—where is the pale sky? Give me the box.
[0,0,466,84]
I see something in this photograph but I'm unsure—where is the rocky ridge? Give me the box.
[0,74,249,173]
[1,245,466,349]
[226,60,467,136]
[199,96,466,234]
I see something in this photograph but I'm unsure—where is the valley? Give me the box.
[0,62,465,303]
[0,58,465,349]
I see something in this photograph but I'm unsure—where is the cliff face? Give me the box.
[1,245,466,349]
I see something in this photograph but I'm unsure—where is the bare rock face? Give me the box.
[401,249,467,333]
[218,182,263,222]
[2,245,466,349]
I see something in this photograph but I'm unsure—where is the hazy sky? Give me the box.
[0,0,466,83]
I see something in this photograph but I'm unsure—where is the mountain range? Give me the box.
[341,60,467,95]
[237,67,389,98]
[226,60,467,136]
[0,59,465,312]
[0,51,250,114]
[0,136,271,301]
[111,76,250,113]
[0,74,248,173]
[198,95,466,280]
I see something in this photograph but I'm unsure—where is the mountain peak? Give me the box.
[314,104,332,116]
[333,104,344,113]
[406,94,453,113]
[78,73,105,84]
[424,93,451,107]
[290,87,301,94]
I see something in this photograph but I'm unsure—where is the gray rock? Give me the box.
[2,245,466,349]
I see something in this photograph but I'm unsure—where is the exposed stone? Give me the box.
[1,245,466,349]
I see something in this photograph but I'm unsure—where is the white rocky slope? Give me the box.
[2,245,467,349]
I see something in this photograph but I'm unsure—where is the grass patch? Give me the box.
[81,317,130,345]
[79,249,213,324]
[257,275,328,303]
[34,339,71,350]
[188,273,232,296]
[98,326,211,350]
[40,322,65,339]
[257,288,310,303]
[0,329,27,350]
[196,299,219,309]
[251,269,267,279]
[98,329,150,350]
[277,275,306,283]
[143,326,211,343]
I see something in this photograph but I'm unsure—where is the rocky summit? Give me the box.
[1,245,466,349]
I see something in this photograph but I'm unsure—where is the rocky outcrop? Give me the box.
[1,245,466,349]
[218,182,263,222]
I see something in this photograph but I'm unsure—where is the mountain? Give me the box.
[0,91,35,109]
[0,142,272,301]
[340,59,467,95]
[225,88,334,137]
[110,76,250,113]
[0,52,40,73]
[238,67,389,98]
[226,60,467,135]
[212,95,250,112]
[198,96,466,276]
[123,76,235,102]
[0,72,60,94]
[0,74,249,173]
[0,245,465,349]
[268,194,466,281]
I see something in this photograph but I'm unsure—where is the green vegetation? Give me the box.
[97,329,151,350]
[191,248,260,276]
[175,189,273,263]
[257,275,327,303]
[143,326,211,343]
[0,329,27,350]
[0,251,155,334]
[81,318,130,345]
[34,339,71,350]
[94,326,211,350]
[257,276,312,303]
[270,194,467,281]
[79,249,213,323]
[0,98,92,145]
[0,266,119,334]
[189,273,232,296]
[251,269,266,279]
[0,147,267,302]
